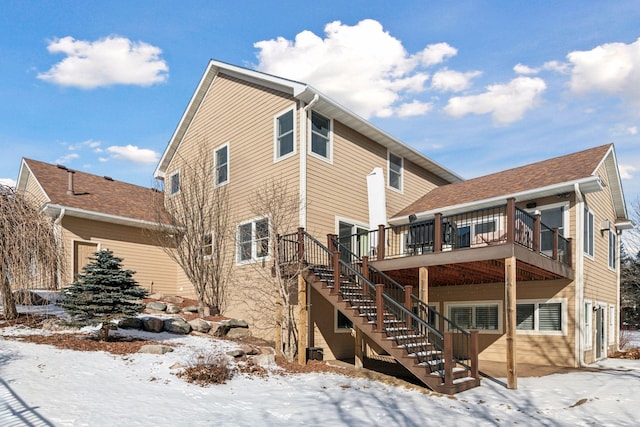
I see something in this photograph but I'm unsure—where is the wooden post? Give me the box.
[327,234,336,252]
[354,326,363,369]
[362,256,369,297]
[470,330,479,380]
[376,284,384,331]
[506,198,516,244]
[297,227,305,262]
[505,256,517,389]
[377,224,385,260]
[444,331,453,387]
[418,267,429,304]
[297,273,307,365]
[404,284,413,311]
[533,213,541,253]
[552,227,559,260]
[434,213,443,252]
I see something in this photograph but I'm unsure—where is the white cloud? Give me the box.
[106,145,159,164]
[513,63,539,75]
[628,126,638,135]
[431,69,481,92]
[38,35,169,89]
[542,60,570,73]
[0,178,16,188]
[567,37,640,104]
[396,100,433,117]
[444,77,547,124]
[619,164,638,180]
[55,153,79,164]
[254,19,455,119]
[68,139,102,151]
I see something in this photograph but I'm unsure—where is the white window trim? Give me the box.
[273,106,297,163]
[608,229,617,271]
[203,230,213,260]
[516,298,567,336]
[168,170,180,196]
[444,300,503,334]
[387,150,404,193]
[236,216,270,265]
[214,143,230,188]
[308,110,333,164]
[526,201,570,238]
[584,207,595,260]
[454,216,503,248]
[585,300,593,350]
[334,308,354,333]
[609,303,616,344]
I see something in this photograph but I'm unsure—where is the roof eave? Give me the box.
[44,204,161,230]
[389,176,602,225]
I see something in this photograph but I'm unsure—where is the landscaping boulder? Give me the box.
[188,318,211,333]
[166,304,181,314]
[253,353,276,366]
[163,317,191,334]
[240,344,259,355]
[118,317,143,330]
[139,344,174,355]
[147,293,164,300]
[142,317,165,333]
[227,349,245,358]
[225,319,249,328]
[209,322,226,337]
[146,301,167,312]
[182,305,199,313]
[164,296,184,304]
[226,327,250,339]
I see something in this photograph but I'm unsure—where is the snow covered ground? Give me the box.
[1,324,640,427]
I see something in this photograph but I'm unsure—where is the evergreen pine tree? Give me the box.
[60,249,148,340]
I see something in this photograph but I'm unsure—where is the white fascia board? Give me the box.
[43,204,169,230]
[601,146,629,220]
[388,176,602,225]
[615,220,634,230]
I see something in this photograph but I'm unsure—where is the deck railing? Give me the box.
[341,198,572,267]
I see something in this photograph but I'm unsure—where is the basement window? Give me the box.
[446,302,501,333]
[516,300,565,335]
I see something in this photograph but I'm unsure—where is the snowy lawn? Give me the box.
[1,324,640,427]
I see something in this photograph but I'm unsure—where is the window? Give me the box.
[608,229,617,270]
[214,144,229,187]
[609,304,616,344]
[516,300,565,333]
[388,152,403,191]
[447,302,500,332]
[335,309,353,332]
[310,111,331,161]
[169,171,180,195]
[203,232,213,258]
[584,207,594,257]
[275,109,295,160]
[585,301,593,349]
[237,218,269,263]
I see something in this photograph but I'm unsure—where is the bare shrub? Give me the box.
[177,354,233,386]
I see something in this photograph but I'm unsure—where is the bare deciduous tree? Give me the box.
[151,150,234,316]
[243,177,302,362]
[625,197,640,252]
[0,184,65,320]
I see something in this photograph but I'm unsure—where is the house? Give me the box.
[15,59,632,394]
[16,158,178,295]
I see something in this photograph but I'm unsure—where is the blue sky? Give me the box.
[1,0,639,209]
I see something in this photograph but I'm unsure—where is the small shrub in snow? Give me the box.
[177,354,233,386]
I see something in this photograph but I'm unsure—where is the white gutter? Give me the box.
[574,183,585,367]
[389,175,603,225]
[299,94,319,229]
[44,204,163,230]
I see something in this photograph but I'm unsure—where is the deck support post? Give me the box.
[505,255,518,389]
[418,267,429,303]
[297,273,308,365]
[506,198,516,243]
[434,213,443,252]
[470,330,479,380]
[354,326,364,369]
[377,224,385,261]
[404,285,413,311]
[533,213,541,253]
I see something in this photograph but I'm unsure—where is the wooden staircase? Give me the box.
[301,263,480,394]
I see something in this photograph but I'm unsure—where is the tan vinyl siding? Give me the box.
[306,120,442,238]
[24,172,49,209]
[430,279,576,367]
[60,216,177,296]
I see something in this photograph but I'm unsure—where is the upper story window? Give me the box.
[214,144,229,187]
[169,171,180,195]
[310,111,332,162]
[608,229,617,270]
[237,218,269,263]
[388,152,403,192]
[275,108,295,161]
[584,207,594,258]
[203,231,213,258]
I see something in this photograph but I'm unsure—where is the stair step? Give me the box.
[412,350,441,358]
[429,367,468,377]
[398,342,429,349]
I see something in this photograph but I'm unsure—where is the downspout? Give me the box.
[616,228,622,352]
[299,94,319,229]
[574,183,585,367]
[54,208,65,288]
